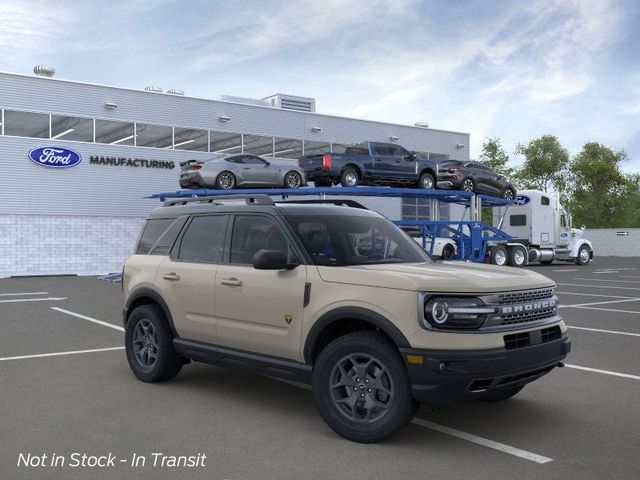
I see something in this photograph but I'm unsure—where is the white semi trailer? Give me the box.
[489,189,594,267]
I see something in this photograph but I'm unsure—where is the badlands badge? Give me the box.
[283,314,294,324]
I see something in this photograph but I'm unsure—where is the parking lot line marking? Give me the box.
[272,377,553,464]
[0,297,67,303]
[558,291,640,299]
[565,364,640,381]
[568,326,640,337]
[411,418,553,464]
[0,346,124,363]
[620,275,640,279]
[573,278,640,284]
[559,298,640,308]
[568,305,640,315]
[0,291,49,296]
[50,307,125,332]
[552,269,578,272]
[558,283,640,291]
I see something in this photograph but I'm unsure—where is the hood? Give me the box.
[316,261,554,293]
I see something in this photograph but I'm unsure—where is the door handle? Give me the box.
[221,277,243,287]
[162,272,181,281]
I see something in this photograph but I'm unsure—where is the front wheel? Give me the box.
[418,172,435,189]
[461,178,475,192]
[489,245,508,266]
[284,171,303,189]
[576,245,591,265]
[312,331,417,443]
[502,187,515,200]
[441,243,455,259]
[125,305,182,383]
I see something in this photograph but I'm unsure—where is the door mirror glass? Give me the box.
[252,249,297,270]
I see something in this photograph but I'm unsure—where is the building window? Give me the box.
[173,127,208,151]
[135,123,172,149]
[243,134,274,156]
[210,131,243,154]
[273,137,303,159]
[95,119,135,145]
[51,115,93,142]
[3,110,49,138]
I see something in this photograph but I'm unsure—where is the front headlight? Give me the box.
[423,297,494,330]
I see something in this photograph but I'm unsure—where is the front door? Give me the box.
[215,214,307,361]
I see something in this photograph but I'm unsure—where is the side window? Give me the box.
[243,155,267,165]
[510,215,527,226]
[230,216,289,264]
[372,144,391,156]
[541,196,550,206]
[136,218,174,254]
[389,145,408,157]
[177,215,228,263]
[226,156,243,164]
[149,216,188,255]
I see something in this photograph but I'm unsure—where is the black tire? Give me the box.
[314,178,332,187]
[125,304,182,383]
[418,172,435,189]
[461,178,475,192]
[312,331,418,443]
[540,260,554,265]
[441,243,455,259]
[507,246,526,267]
[502,187,515,200]
[340,168,359,187]
[576,245,591,265]
[284,170,303,189]
[479,385,523,402]
[215,171,236,189]
[489,245,508,266]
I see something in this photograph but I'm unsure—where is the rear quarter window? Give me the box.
[136,218,174,254]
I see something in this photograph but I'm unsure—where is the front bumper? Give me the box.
[400,334,571,407]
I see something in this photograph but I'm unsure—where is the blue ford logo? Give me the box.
[28,146,82,168]
[514,195,530,206]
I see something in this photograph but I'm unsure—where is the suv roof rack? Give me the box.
[277,199,368,209]
[163,194,275,207]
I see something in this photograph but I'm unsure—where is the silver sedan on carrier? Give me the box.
[179,154,307,190]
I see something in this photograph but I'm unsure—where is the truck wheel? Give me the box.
[312,331,417,443]
[418,172,435,189]
[479,385,523,402]
[461,178,475,192]
[576,245,591,265]
[441,243,455,259]
[125,305,182,383]
[489,246,508,266]
[507,246,526,267]
[340,168,359,187]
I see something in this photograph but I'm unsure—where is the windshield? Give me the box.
[286,215,433,266]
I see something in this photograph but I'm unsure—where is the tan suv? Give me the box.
[123,195,571,443]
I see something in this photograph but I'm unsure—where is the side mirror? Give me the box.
[404,153,416,161]
[252,249,298,270]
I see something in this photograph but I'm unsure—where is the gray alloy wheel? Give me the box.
[503,188,515,200]
[329,353,395,424]
[285,171,302,189]
[418,173,435,189]
[216,171,236,189]
[132,319,159,368]
[462,178,475,192]
[490,246,508,266]
[341,169,359,187]
[577,245,591,265]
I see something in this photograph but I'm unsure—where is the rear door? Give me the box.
[156,214,229,343]
[371,143,396,181]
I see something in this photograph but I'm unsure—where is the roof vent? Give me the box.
[144,85,163,93]
[33,65,55,77]
[167,88,185,96]
[262,94,316,112]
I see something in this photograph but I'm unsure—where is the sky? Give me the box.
[1,0,639,171]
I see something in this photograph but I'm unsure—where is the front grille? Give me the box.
[495,287,555,305]
[498,365,555,386]
[501,307,557,325]
[504,325,562,350]
[467,364,556,392]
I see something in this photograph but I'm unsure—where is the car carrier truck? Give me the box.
[489,189,593,267]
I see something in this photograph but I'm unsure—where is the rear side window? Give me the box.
[510,215,527,226]
[178,215,228,263]
[136,218,174,254]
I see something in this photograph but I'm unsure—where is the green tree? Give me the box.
[478,137,514,177]
[567,142,629,228]
[515,135,570,193]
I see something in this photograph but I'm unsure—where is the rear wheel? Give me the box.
[284,171,303,189]
[215,171,236,189]
[340,168,359,187]
[507,246,526,267]
[312,331,417,443]
[489,245,508,266]
[479,385,523,402]
[461,178,475,192]
[502,187,515,200]
[418,172,435,189]
[125,305,182,383]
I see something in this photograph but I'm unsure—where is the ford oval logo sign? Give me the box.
[28,146,82,168]
[514,195,530,206]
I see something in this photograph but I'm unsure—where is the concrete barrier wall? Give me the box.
[586,228,640,257]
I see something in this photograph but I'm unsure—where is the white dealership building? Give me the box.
[0,69,470,277]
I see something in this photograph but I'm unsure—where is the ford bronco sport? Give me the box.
[123,194,570,443]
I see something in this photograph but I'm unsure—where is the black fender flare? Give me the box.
[303,307,410,363]
[124,287,178,337]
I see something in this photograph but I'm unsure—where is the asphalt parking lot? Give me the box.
[1,257,639,480]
